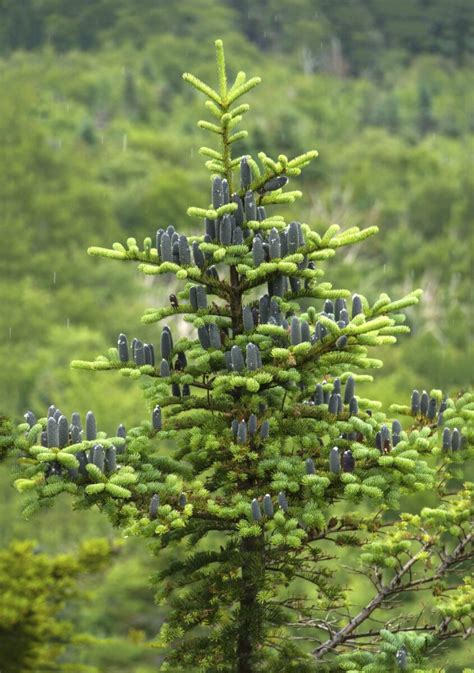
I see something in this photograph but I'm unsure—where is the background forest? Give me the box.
[0,1,473,671]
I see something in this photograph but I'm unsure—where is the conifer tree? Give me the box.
[10,41,473,673]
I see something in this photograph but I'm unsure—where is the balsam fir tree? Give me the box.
[10,41,473,673]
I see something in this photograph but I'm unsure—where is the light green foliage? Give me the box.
[7,41,473,673]
[0,538,116,673]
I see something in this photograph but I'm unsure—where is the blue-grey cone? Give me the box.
[375,431,382,451]
[209,323,221,349]
[451,428,460,451]
[178,235,191,265]
[160,359,171,377]
[246,343,259,370]
[166,225,175,237]
[222,178,229,204]
[381,424,390,445]
[328,393,339,416]
[278,492,289,512]
[301,320,311,342]
[178,493,187,508]
[346,397,357,419]
[206,265,219,281]
[134,339,145,366]
[53,409,62,421]
[47,417,59,448]
[427,397,437,420]
[248,414,257,436]
[152,405,162,431]
[242,305,254,332]
[24,411,36,427]
[149,494,160,519]
[263,494,274,517]
[306,458,316,475]
[237,420,247,444]
[196,286,207,310]
[143,344,152,365]
[198,326,211,350]
[244,190,256,221]
[290,317,301,345]
[193,241,206,268]
[232,226,244,244]
[252,237,265,266]
[58,415,68,448]
[220,214,232,245]
[420,391,429,416]
[118,333,129,362]
[177,352,187,369]
[324,300,334,315]
[224,350,232,370]
[337,393,343,414]
[47,404,56,418]
[336,335,348,350]
[172,241,180,264]
[156,228,164,256]
[442,427,451,451]
[395,646,408,670]
[392,434,400,447]
[171,231,179,244]
[289,276,301,293]
[314,384,324,405]
[40,431,48,447]
[171,383,181,397]
[231,419,238,436]
[205,217,216,240]
[240,157,252,190]
[160,232,172,262]
[212,176,223,209]
[273,275,286,297]
[323,389,330,405]
[279,231,288,257]
[105,446,117,474]
[264,175,288,191]
[232,193,245,226]
[329,446,340,473]
[288,221,299,253]
[189,286,198,311]
[71,412,82,430]
[392,419,402,435]
[344,376,355,404]
[339,308,349,325]
[162,325,173,349]
[71,425,81,444]
[77,451,88,477]
[342,449,355,473]
[437,412,444,427]
[251,498,262,521]
[335,298,345,321]
[117,424,126,439]
[182,383,190,396]
[332,378,341,395]
[92,444,105,472]
[86,411,96,441]
[439,399,448,415]
[257,206,266,222]
[260,420,270,439]
[411,390,420,414]
[231,345,245,372]
[268,228,281,259]
[351,295,363,318]
[259,295,270,324]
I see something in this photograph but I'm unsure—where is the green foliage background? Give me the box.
[0,1,472,670]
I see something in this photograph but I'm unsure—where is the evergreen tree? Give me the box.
[9,41,473,673]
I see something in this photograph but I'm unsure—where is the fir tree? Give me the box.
[9,41,473,673]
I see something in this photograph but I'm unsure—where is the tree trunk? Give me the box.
[237,534,265,673]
